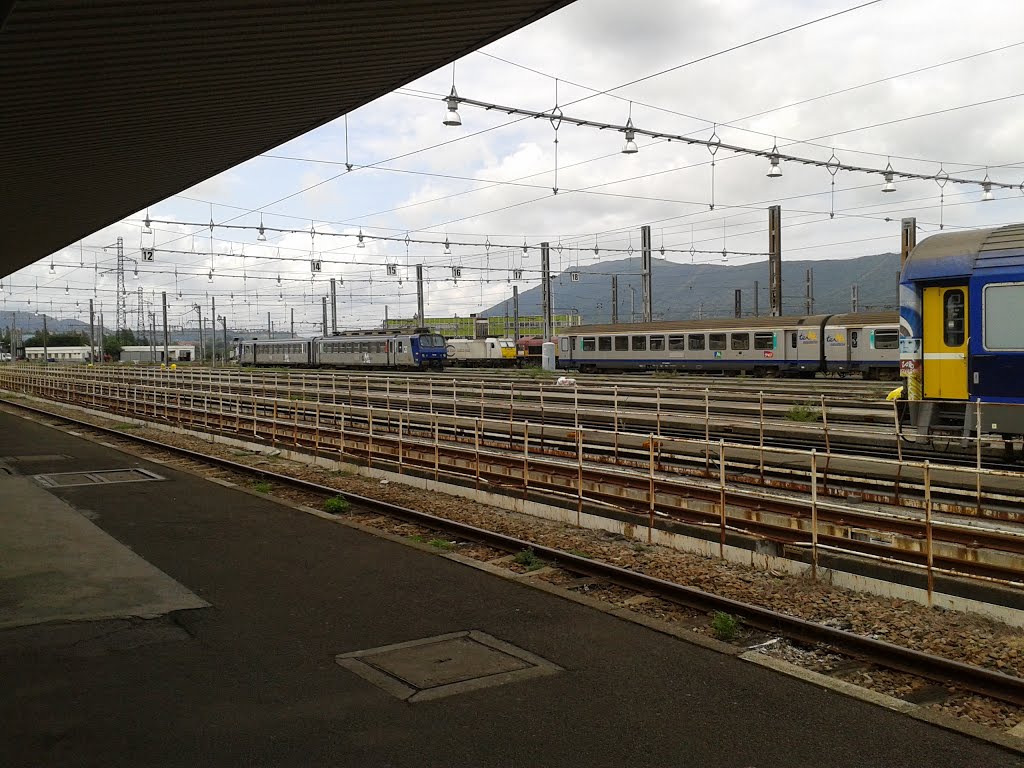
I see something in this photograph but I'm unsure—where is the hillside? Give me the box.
[482,253,901,323]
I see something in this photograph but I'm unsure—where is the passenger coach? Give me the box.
[900,224,1024,440]
[558,314,899,379]
[237,328,447,370]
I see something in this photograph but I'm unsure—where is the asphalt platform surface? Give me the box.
[0,409,1018,767]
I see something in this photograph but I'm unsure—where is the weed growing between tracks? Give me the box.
[252,480,272,493]
[786,403,822,422]
[323,495,350,514]
[514,548,545,571]
[712,612,740,641]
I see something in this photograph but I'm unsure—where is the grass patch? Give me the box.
[252,480,272,493]
[323,495,350,514]
[631,542,653,553]
[513,547,545,571]
[428,538,456,550]
[785,403,821,422]
[566,548,593,559]
[711,611,739,642]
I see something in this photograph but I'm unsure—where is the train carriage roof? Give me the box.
[825,311,898,326]
[902,223,1024,281]
[566,315,831,335]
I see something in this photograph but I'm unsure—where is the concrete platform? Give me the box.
[0,411,1017,767]
[0,473,208,629]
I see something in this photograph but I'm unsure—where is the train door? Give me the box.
[923,286,968,399]
[847,327,861,365]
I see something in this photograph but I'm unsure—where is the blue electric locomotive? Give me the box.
[899,224,1024,440]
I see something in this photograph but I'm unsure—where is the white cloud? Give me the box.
[9,0,1024,331]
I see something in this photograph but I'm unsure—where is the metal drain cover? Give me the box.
[34,468,164,488]
[336,631,561,702]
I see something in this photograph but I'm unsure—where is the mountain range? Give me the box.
[481,252,901,324]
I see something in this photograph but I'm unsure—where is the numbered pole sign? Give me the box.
[141,248,154,262]
[570,271,580,282]
[513,269,523,281]
[310,259,322,273]
[386,264,398,276]
[452,266,462,279]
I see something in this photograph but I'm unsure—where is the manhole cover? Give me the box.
[336,631,561,702]
[34,468,164,488]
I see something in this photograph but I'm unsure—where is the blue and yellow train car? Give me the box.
[899,224,1024,439]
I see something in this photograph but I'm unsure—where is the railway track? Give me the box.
[4,364,1014,467]
[3,367,1024,586]
[4,395,1024,712]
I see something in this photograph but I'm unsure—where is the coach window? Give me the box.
[632,336,647,351]
[731,333,750,351]
[754,332,774,350]
[873,330,899,350]
[614,336,629,351]
[943,289,966,346]
[688,334,705,351]
[669,335,686,351]
[598,336,612,351]
[709,333,727,351]
[984,283,1024,349]
[851,331,859,348]
[649,336,665,351]
[582,337,596,351]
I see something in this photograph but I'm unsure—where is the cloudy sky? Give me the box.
[6,0,1024,334]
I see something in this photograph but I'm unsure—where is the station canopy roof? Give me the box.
[0,0,575,277]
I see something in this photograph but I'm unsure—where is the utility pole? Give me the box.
[149,313,156,363]
[115,236,127,339]
[768,205,782,316]
[851,284,860,313]
[753,280,759,317]
[329,277,338,333]
[698,302,704,320]
[383,305,389,330]
[211,296,217,365]
[512,285,520,341]
[640,225,653,322]
[629,286,636,323]
[321,296,328,336]
[290,308,295,338]
[98,313,104,363]
[900,217,917,273]
[161,292,169,365]
[42,313,48,364]
[194,305,204,363]
[89,299,96,363]
[416,264,425,327]
[805,268,815,314]
[611,275,619,323]
[540,242,552,340]
[221,316,228,363]
[734,289,742,319]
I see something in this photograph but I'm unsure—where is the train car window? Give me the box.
[598,337,612,351]
[984,283,1024,349]
[873,330,899,350]
[614,336,629,351]
[943,290,966,346]
[850,332,859,349]
[731,333,750,351]
[709,334,726,351]
[790,332,797,349]
[754,332,774,350]
[649,336,665,351]
[632,336,647,351]
[688,335,705,351]
[582,337,596,351]
[669,335,686,351]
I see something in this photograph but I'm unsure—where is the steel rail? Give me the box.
[4,395,1024,707]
